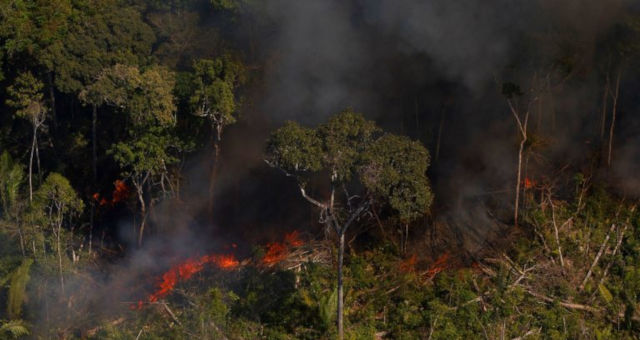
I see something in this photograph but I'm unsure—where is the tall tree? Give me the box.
[33,173,84,293]
[6,72,47,203]
[83,64,182,246]
[188,56,244,215]
[266,110,433,339]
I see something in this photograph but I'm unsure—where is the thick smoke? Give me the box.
[226,0,640,249]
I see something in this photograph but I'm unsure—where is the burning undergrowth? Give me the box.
[130,231,309,311]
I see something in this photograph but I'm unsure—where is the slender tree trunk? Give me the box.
[57,213,65,294]
[607,70,621,167]
[136,181,147,247]
[28,125,37,202]
[515,138,526,227]
[35,133,41,184]
[208,125,223,216]
[337,231,345,340]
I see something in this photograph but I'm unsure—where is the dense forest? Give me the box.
[0,0,640,339]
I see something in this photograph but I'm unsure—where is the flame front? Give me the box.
[133,252,239,309]
[133,231,303,310]
[262,231,304,265]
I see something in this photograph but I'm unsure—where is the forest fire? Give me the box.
[132,253,239,309]
[524,177,535,189]
[424,253,449,278]
[261,231,304,265]
[93,179,131,207]
[132,231,304,310]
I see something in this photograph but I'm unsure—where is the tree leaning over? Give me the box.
[265,109,433,339]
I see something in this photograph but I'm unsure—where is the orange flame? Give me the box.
[261,231,304,266]
[133,231,304,310]
[111,179,130,204]
[425,253,449,278]
[137,252,239,307]
[524,177,534,189]
[400,254,417,273]
[92,179,131,208]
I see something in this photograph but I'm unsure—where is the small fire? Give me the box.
[424,253,449,278]
[93,179,131,207]
[400,254,417,273]
[111,179,130,204]
[262,231,304,265]
[524,177,534,189]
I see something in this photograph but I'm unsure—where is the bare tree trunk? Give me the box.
[57,213,65,294]
[35,133,41,184]
[508,100,530,228]
[28,124,36,202]
[607,69,621,167]
[337,231,345,340]
[137,182,147,247]
[514,136,526,227]
[208,125,223,216]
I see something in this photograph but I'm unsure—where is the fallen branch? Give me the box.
[548,196,566,268]
[524,288,600,313]
[580,224,615,290]
[161,302,182,327]
[511,327,541,340]
[592,224,627,300]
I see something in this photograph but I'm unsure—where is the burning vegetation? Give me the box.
[1,1,640,339]
[132,231,306,310]
[93,179,131,207]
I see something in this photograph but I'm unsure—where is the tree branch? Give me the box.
[580,224,615,290]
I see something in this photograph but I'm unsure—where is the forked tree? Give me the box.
[266,110,433,339]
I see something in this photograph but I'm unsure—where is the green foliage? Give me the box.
[266,121,323,172]
[81,64,177,126]
[189,56,245,128]
[266,109,432,221]
[318,288,337,330]
[39,1,155,94]
[0,152,24,218]
[33,173,84,219]
[110,126,184,177]
[361,134,433,221]
[6,258,32,320]
[0,319,30,339]
[5,72,47,122]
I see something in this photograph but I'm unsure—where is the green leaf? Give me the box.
[7,258,33,320]
[598,283,613,303]
[0,319,30,338]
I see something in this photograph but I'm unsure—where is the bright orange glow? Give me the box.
[262,242,288,265]
[133,231,303,310]
[111,179,130,204]
[138,252,239,307]
[261,231,304,266]
[524,177,534,189]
